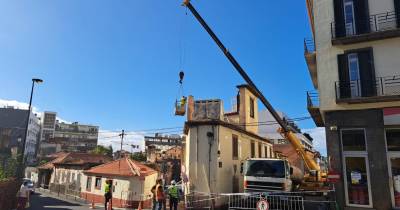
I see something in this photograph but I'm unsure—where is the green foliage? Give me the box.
[0,156,19,180]
[90,145,113,157]
[130,152,147,162]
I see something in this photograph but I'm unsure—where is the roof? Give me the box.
[84,158,157,177]
[37,153,111,169]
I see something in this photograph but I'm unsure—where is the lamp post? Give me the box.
[17,78,43,179]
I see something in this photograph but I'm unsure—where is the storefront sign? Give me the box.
[327,170,341,183]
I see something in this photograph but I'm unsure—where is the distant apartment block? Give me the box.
[39,112,99,156]
[0,107,41,165]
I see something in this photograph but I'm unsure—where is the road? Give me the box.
[28,192,91,210]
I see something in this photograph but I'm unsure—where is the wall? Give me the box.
[185,124,272,195]
[0,179,19,210]
[238,87,259,134]
[324,109,391,210]
[50,167,84,190]
[313,0,400,114]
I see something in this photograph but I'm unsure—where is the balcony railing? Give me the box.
[307,91,320,108]
[331,11,399,39]
[304,38,315,53]
[335,75,400,100]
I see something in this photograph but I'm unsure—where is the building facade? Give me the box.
[81,158,158,209]
[183,85,273,207]
[39,112,99,156]
[305,0,400,209]
[0,107,41,165]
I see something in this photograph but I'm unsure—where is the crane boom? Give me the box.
[182,0,321,172]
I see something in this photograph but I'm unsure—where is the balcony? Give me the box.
[335,75,400,103]
[306,91,324,127]
[331,11,400,45]
[304,38,318,89]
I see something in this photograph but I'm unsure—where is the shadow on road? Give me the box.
[28,192,85,210]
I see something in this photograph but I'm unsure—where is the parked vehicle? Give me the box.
[23,178,35,194]
[241,158,303,192]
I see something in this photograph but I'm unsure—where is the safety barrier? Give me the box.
[184,190,337,210]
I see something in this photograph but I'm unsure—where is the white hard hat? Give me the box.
[171,180,176,185]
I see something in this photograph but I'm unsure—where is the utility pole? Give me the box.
[118,129,125,171]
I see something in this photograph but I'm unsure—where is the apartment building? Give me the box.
[0,107,41,165]
[39,112,99,156]
[305,0,400,209]
[183,85,273,207]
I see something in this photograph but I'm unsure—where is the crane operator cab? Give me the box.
[175,71,187,116]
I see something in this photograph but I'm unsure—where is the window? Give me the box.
[386,129,400,151]
[232,135,238,160]
[249,97,255,118]
[264,146,268,158]
[341,129,366,151]
[344,156,372,207]
[250,141,255,158]
[258,143,262,158]
[86,177,92,191]
[95,177,102,190]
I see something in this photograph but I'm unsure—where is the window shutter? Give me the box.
[354,0,370,34]
[333,0,345,37]
[337,54,350,98]
[358,49,376,97]
[395,0,400,27]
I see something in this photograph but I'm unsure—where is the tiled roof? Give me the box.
[84,158,157,177]
[37,153,111,169]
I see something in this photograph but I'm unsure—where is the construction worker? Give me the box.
[155,179,165,210]
[168,180,179,210]
[104,180,112,210]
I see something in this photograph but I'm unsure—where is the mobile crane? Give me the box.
[182,0,326,190]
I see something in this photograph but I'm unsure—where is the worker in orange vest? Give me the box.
[155,179,165,210]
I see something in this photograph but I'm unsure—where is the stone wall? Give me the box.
[0,178,19,210]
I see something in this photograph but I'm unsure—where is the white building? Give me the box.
[305,0,400,209]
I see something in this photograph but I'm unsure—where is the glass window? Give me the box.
[249,97,255,118]
[86,177,92,191]
[264,146,268,158]
[386,130,400,151]
[95,177,102,190]
[258,143,262,158]
[232,135,238,160]
[345,156,370,206]
[342,129,366,151]
[250,141,255,158]
[390,157,400,208]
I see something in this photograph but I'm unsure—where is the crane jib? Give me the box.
[184,1,288,132]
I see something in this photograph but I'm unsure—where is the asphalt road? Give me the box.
[28,192,91,210]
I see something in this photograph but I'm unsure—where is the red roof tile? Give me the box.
[84,158,157,177]
[37,153,111,169]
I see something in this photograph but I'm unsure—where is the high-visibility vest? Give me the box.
[155,184,164,200]
[169,186,178,198]
[105,183,111,193]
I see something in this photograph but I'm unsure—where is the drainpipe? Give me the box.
[207,126,215,210]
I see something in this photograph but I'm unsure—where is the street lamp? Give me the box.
[17,78,43,179]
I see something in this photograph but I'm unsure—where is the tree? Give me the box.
[90,145,113,157]
[130,152,147,162]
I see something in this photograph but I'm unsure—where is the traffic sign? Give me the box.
[257,199,269,210]
[327,170,341,183]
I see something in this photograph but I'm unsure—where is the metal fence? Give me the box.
[228,193,304,210]
[185,192,213,209]
[331,11,399,38]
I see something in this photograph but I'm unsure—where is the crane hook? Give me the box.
[179,71,185,84]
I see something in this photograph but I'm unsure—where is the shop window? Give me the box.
[344,156,371,207]
[95,177,102,190]
[232,135,238,160]
[342,129,366,151]
[86,177,92,191]
[386,129,400,151]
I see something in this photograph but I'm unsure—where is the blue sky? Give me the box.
[0,0,324,153]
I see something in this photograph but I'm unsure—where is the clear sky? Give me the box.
[0,0,322,151]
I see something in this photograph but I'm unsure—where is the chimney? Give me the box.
[187,95,194,121]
